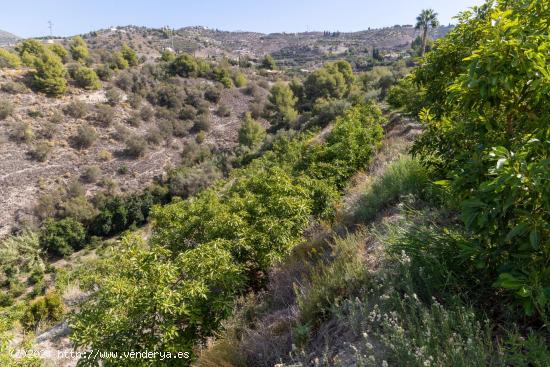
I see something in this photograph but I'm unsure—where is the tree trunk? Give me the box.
[421,27,428,56]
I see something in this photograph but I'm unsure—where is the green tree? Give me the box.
[261,54,277,70]
[71,234,244,366]
[302,60,355,108]
[121,44,138,66]
[73,65,101,90]
[411,0,549,318]
[15,39,45,66]
[266,81,298,128]
[170,53,198,77]
[48,43,69,63]
[32,51,67,96]
[39,218,86,257]
[415,9,439,56]
[238,112,266,148]
[69,36,89,62]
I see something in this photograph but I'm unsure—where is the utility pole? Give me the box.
[48,20,53,37]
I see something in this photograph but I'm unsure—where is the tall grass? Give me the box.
[354,155,432,221]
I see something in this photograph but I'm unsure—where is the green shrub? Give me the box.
[21,292,64,330]
[204,86,222,103]
[48,43,68,63]
[39,218,86,257]
[73,65,101,90]
[260,55,276,70]
[0,48,21,68]
[121,44,138,67]
[169,53,198,77]
[233,72,248,88]
[238,112,265,149]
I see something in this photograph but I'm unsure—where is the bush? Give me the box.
[21,292,64,330]
[140,105,154,121]
[29,141,53,162]
[94,104,115,126]
[39,218,86,257]
[193,113,211,132]
[1,81,28,94]
[216,104,231,117]
[105,88,122,106]
[145,127,163,145]
[73,66,101,90]
[124,135,147,158]
[121,44,138,67]
[10,121,34,143]
[233,72,248,88]
[0,99,14,120]
[169,53,198,77]
[64,100,89,119]
[238,113,265,149]
[71,125,97,149]
[0,48,21,68]
[204,86,222,103]
[81,165,101,183]
[179,105,197,120]
[95,64,113,81]
[260,55,276,70]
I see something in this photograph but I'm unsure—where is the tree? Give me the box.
[415,9,439,56]
[32,51,67,96]
[48,43,69,63]
[302,61,355,108]
[121,44,138,66]
[70,36,89,62]
[39,218,86,257]
[238,112,266,149]
[170,53,198,77]
[261,55,277,70]
[266,81,298,128]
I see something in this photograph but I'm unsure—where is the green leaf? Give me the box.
[494,273,523,290]
[529,230,540,249]
[505,223,528,242]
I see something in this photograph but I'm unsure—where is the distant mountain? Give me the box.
[0,29,20,46]
[81,25,453,68]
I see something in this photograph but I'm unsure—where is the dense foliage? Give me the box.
[411,0,549,319]
[70,103,384,365]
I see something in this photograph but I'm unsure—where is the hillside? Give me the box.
[0,1,548,366]
[0,30,19,46]
[81,24,452,68]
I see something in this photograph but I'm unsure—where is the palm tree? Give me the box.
[415,9,439,56]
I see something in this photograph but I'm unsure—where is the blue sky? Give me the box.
[2,0,486,38]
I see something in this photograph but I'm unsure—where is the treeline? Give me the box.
[69,103,385,364]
